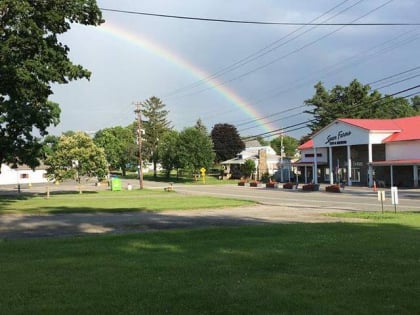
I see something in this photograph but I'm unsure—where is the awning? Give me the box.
[370,159,420,166]
[220,158,247,165]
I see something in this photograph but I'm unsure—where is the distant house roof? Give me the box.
[299,116,420,149]
[244,140,261,148]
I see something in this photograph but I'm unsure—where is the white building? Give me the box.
[0,164,49,186]
[297,116,420,187]
[221,145,291,181]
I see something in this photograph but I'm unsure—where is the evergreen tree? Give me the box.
[141,97,171,177]
[304,79,417,133]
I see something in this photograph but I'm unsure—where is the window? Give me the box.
[20,173,29,179]
[351,168,361,183]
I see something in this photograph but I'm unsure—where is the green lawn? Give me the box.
[0,190,254,214]
[1,212,419,314]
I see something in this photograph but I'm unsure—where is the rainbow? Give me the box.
[98,21,276,133]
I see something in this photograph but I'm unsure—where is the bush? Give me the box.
[326,184,341,193]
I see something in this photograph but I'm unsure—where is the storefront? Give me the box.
[297,116,420,187]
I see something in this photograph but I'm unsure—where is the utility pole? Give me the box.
[280,130,284,183]
[134,102,144,189]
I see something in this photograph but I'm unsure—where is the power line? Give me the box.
[163,0,397,101]
[244,83,420,140]
[163,0,358,98]
[100,7,420,26]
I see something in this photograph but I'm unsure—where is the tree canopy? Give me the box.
[304,79,418,133]
[94,126,137,176]
[45,132,108,183]
[0,0,103,169]
[211,123,245,163]
[178,127,215,174]
[270,135,299,158]
[157,130,181,178]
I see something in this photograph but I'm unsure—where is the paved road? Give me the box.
[172,183,420,212]
[1,181,419,239]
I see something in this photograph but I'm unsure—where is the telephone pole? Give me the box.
[134,102,144,189]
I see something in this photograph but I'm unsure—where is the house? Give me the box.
[296,116,420,187]
[0,164,49,186]
[221,144,292,181]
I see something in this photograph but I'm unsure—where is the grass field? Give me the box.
[1,212,419,314]
[0,190,255,215]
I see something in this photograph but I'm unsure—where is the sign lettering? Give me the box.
[325,130,352,145]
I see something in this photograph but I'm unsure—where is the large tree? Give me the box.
[94,126,137,176]
[141,96,171,177]
[45,132,108,183]
[211,123,245,163]
[157,130,181,178]
[270,135,299,158]
[0,1,103,169]
[304,79,417,133]
[178,127,215,175]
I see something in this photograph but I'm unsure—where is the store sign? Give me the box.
[325,130,352,145]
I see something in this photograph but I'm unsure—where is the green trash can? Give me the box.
[110,177,122,191]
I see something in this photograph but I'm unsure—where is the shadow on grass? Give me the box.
[0,206,272,239]
[0,221,419,314]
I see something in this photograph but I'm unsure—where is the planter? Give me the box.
[237,181,246,186]
[302,183,320,191]
[283,182,294,189]
[250,181,259,187]
[266,182,277,188]
[325,184,341,193]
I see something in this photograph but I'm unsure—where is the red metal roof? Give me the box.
[382,116,420,142]
[338,118,401,131]
[299,116,420,149]
[298,139,313,150]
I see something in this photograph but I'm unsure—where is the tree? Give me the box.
[270,135,299,158]
[0,1,103,170]
[211,123,245,163]
[242,159,256,178]
[411,95,420,112]
[255,136,269,146]
[304,79,417,133]
[46,132,108,183]
[94,126,137,176]
[194,118,208,134]
[157,130,181,178]
[178,127,215,175]
[141,97,171,177]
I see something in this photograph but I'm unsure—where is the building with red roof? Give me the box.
[296,115,420,187]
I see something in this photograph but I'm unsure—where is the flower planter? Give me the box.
[237,181,245,186]
[302,183,320,191]
[325,184,341,193]
[249,181,259,187]
[283,182,294,189]
[266,182,277,188]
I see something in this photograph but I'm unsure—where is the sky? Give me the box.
[49,0,420,140]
